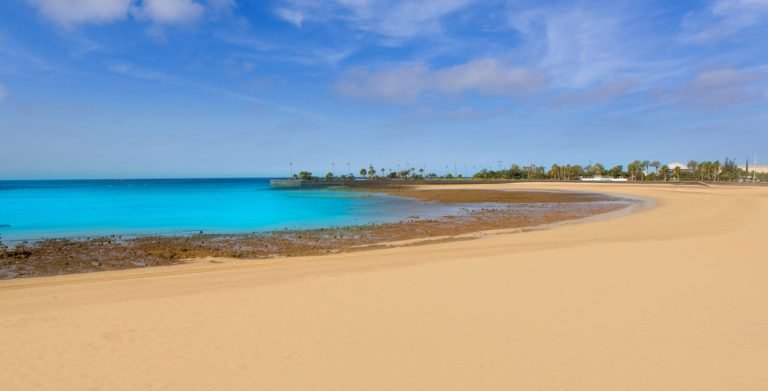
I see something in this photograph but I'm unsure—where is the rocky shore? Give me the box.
[0,189,629,279]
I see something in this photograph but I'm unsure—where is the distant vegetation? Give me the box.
[291,158,766,183]
[472,158,763,182]
[292,164,438,181]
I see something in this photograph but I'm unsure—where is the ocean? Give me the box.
[0,178,458,243]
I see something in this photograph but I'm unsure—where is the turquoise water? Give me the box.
[0,179,453,243]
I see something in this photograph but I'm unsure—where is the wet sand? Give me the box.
[0,188,625,279]
[1,183,767,390]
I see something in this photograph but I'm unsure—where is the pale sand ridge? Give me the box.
[1,183,767,390]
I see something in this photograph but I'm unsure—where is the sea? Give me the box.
[0,178,463,243]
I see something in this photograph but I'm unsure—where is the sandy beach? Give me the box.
[1,182,767,390]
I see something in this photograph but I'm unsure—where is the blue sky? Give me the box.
[0,0,767,179]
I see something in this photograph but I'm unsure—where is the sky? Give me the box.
[0,0,767,179]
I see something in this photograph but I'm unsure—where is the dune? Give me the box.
[1,183,767,390]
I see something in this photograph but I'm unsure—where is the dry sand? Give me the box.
[1,183,767,390]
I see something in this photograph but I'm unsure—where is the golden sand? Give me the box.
[1,183,767,390]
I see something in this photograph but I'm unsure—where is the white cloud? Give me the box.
[27,0,207,26]
[432,59,548,95]
[509,7,641,89]
[274,0,475,41]
[334,59,548,103]
[659,68,764,108]
[275,7,304,27]
[682,0,768,44]
[0,84,9,101]
[27,0,133,26]
[136,0,204,24]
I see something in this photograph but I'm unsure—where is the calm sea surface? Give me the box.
[0,178,459,243]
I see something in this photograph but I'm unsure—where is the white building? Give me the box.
[667,162,690,171]
[580,175,628,182]
[738,165,768,174]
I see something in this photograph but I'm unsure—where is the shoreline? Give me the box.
[1,187,633,280]
[2,183,768,390]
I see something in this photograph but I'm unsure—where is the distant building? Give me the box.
[738,165,768,174]
[580,175,628,182]
[667,162,691,171]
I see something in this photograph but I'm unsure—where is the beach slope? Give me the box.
[1,183,767,390]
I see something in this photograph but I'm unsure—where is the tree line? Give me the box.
[293,165,441,181]
[291,158,765,182]
[472,158,764,182]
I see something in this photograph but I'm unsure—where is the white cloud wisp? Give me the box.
[27,0,209,27]
[334,59,548,103]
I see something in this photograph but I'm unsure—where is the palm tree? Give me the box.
[627,161,641,181]
[687,160,698,171]
[607,165,623,178]
[674,166,681,181]
[359,168,367,178]
[571,165,584,180]
[298,171,314,181]
[698,162,709,181]
[592,163,606,176]
[641,160,650,180]
[660,165,669,181]
[652,161,660,173]
[548,164,560,180]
